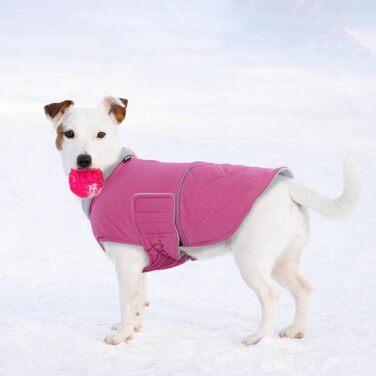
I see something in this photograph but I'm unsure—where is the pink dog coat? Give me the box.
[86,152,292,272]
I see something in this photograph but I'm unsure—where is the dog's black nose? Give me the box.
[77,154,92,169]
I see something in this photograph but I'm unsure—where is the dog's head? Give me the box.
[44,97,127,175]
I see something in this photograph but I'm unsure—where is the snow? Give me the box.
[0,1,375,375]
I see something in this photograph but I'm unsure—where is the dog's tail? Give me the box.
[288,155,361,221]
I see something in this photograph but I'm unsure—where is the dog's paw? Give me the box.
[279,325,305,339]
[242,334,263,346]
[104,325,134,345]
[111,320,142,333]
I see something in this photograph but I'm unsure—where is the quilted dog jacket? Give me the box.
[87,154,292,272]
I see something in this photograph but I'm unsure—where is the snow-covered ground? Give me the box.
[0,1,375,375]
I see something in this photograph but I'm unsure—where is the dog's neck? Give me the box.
[81,146,135,218]
[103,147,135,179]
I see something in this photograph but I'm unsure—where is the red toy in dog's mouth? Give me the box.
[69,169,104,198]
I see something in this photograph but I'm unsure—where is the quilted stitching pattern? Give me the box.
[179,163,289,246]
[90,157,291,272]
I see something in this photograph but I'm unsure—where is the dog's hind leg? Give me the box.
[273,220,313,339]
[232,178,303,345]
[273,259,312,339]
[234,242,280,346]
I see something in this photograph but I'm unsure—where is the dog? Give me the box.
[44,96,361,346]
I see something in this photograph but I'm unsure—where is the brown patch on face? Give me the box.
[44,100,74,120]
[55,124,65,150]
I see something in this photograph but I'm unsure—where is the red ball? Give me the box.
[68,169,104,198]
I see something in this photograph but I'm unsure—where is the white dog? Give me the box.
[44,96,361,346]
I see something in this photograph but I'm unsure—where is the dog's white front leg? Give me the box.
[133,274,148,332]
[104,242,149,345]
[111,273,149,332]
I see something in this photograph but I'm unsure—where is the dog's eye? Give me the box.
[97,132,106,139]
[64,130,75,139]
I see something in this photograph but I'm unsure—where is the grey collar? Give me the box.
[81,147,135,218]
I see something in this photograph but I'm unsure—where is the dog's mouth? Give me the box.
[76,166,98,171]
[68,168,104,198]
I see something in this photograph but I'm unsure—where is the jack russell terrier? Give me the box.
[44,96,360,346]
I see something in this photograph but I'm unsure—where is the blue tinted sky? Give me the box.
[0,1,375,152]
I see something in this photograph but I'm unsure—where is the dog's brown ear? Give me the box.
[103,97,128,124]
[44,100,74,124]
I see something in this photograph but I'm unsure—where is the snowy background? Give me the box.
[0,0,375,375]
